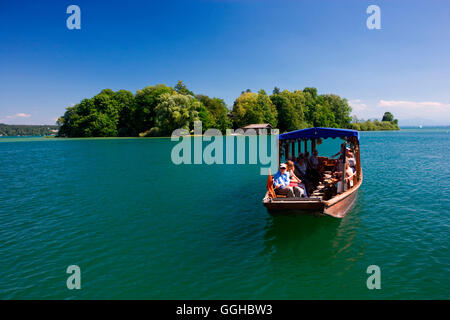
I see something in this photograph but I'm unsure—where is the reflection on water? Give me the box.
[260,195,366,298]
[263,194,364,257]
[263,214,342,264]
[263,195,364,264]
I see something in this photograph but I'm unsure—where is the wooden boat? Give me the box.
[263,127,362,218]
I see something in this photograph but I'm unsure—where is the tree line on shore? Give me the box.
[350,112,399,131]
[357,119,399,131]
[0,124,59,137]
[57,81,399,137]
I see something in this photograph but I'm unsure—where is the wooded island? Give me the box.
[56,81,399,137]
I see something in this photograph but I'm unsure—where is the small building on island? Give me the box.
[240,123,273,135]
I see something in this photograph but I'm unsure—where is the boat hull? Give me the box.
[323,187,358,218]
[263,171,362,218]
[263,189,359,218]
[264,199,325,216]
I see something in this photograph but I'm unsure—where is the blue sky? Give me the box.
[1,0,449,126]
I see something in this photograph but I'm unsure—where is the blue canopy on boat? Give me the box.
[279,127,359,141]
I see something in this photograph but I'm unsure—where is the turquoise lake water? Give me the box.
[0,128,449,299]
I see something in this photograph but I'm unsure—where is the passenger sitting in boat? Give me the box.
[332,145,355,170]
[308,150,321,185]
[332,157,344,178]
[335,163,356,193]
[335,147,356,172]
[286,161,307,197]
[294,155,313,195]
[345,163,356,188]
[294,155,307,176]
[304,151,310,164]
[273,163,303,198]
[309,150,319,170]
[346,148,354,158]
[346,150,356,173]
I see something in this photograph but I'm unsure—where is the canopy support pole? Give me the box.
[355,139,361,181]
[285,142,290,160]
[277,139,281,168]
[340,143,347,193]
[291,141,295,160]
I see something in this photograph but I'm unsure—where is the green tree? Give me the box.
[57,105,78,137]
[272,87,280,95]
[382,112,394,122]
[174,80,194,96]
[84,91,120,136]
[150,93,202,136]
[270,93,295,132]
[318,94,352,128]
[256,89,278,127]
[134,84,175,134]
[313,104,336,127]
[232,90,278,128]
[232,92,258,128]
[113,90,135,136]
[270,89,307,132]
[57,89,123,137]
[58,91,120,137]
[303,87,318,125]
[195,94,231,133]
[197,103,214,131]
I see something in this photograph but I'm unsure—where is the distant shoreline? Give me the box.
[3,125,450,138]
[4,126,450,139]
